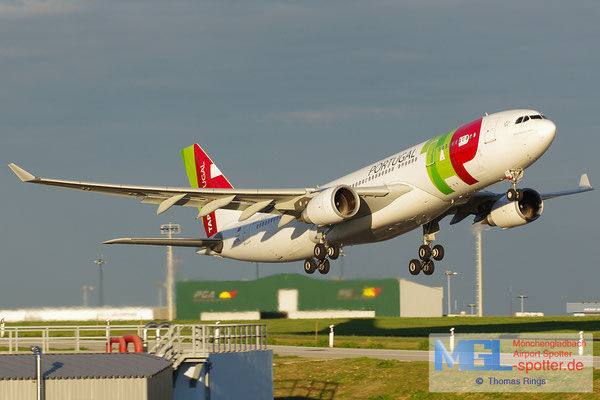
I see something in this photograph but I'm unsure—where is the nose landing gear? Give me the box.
[506,168,524,201]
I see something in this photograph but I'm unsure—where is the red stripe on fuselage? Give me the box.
[449,118,482,185]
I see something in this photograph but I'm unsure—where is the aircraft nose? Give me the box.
[538,119,556,147]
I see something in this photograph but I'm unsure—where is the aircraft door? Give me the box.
[426,141,437,166]
[484,117,498,143]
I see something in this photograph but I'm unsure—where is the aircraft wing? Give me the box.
[8,163,399,224]
[540,173,593,199]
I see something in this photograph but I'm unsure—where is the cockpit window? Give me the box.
[516,114,546,124]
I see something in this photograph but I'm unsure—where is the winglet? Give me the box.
[579,173,592,189]
[8,163,36,182]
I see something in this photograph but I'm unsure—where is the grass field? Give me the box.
[273,356,600,399]
[254,316,600,354]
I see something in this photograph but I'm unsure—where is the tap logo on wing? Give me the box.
[421,118,482,195]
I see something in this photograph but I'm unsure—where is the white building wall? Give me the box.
[278,289,298,313]
[0,380,35,399]
[399,279,443,317]
[0,375,173,400]
[0,307,155,322]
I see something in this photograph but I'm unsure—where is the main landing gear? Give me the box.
[409,222,445,276]
[506,168,524,201]
[303,243,340,275]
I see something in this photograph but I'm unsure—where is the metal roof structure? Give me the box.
[0,353,172,380]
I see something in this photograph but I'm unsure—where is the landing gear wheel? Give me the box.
[317,259,330,275]
[313,244,327,260]
[507,189,517,201]
[418,245,431,261]
[327,245,340,260]
[515,189,523,201]
[304,258,316,274]
[432,245,445,261]
[422,260,435,275]
[409,259,421,275]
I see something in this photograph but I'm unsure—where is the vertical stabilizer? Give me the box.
[181,144,237,236]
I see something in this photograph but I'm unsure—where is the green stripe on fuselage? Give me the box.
[423,130,457,195]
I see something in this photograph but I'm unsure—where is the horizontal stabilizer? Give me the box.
[104,237,223,252]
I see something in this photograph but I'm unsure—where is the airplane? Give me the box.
[8,109,593,276]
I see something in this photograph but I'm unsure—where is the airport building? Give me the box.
[0,353,173,400]
[567,302,600,316]
[177,273,443,320]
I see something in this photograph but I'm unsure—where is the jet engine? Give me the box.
[485,188,544,229]
[301,185,360,226]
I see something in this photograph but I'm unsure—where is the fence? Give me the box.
[0,322,267,364]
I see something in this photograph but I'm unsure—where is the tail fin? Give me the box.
[181,144,238,237]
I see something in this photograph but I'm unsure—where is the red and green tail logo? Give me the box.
[181,144,233,237]
[421,118,482,195]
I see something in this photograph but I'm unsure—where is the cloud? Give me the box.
[264,106,408,124]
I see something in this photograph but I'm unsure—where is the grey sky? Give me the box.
[1,0,598,315]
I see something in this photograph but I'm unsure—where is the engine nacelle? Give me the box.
[485,189,544,229]
[301,185,360,226]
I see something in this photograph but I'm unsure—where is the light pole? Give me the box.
[93,256,107,307]
[518,295,527,314]
[509,286,513,316]
[339,248,346,279]
[444,270,458,316]
[82,285,94,307]
[156,281,165,308]
[475,230,483,316]
[161,222,180,321]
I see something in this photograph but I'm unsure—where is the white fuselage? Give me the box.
[197,109,556,262]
